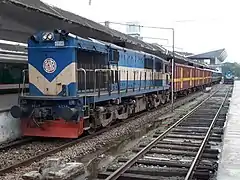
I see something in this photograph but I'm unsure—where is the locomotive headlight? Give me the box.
[42,32,54,41]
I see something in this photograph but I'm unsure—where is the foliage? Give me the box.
[222,62,240,77]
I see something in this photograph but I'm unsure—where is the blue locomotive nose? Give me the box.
[10,105,22,118]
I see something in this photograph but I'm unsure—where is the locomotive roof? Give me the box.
[66,33,169,64]
[88,37,169,63]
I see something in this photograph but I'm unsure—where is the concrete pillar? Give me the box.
[210,58,215,65]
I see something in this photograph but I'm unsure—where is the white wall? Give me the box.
[0,112,21,143]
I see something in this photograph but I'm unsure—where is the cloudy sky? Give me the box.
[41,0,239,62]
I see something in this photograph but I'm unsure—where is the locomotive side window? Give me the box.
[144,58,153,69]
[155,60,163,72]
[110,50,119,63]
[115,70,119,83]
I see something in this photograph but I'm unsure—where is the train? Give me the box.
[10,30,222,138]
[223,70,234,84]
[0,49,29,94]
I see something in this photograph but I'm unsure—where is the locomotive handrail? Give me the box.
[77,68,87,110]
[94,69,112,96]
[21,69,28,96]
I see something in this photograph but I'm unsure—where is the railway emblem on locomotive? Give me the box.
[43,58,57,73]
[226,73,232,79]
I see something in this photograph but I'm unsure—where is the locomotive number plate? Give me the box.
[55,41,65,47]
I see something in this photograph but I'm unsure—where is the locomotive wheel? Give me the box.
[86,118,99,135]
[87,127,97,135]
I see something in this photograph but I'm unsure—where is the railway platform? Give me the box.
[217,81,240,180]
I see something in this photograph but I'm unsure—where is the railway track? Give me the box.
[0,137,34,151]
[0,138,71,172]
[0,84,221,176]
[98,85,232,180]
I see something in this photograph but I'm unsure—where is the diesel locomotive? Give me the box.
[223,70,234,84]
[10,30,222,138]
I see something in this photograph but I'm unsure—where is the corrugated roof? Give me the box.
[0,0,158,51]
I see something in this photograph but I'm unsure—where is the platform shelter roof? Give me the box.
[187,48,227,62]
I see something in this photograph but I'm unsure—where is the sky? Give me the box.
[41,0,240,62]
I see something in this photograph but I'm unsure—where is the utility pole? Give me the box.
[89,0,92,5]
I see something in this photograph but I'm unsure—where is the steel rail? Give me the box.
[105,87,222,180]
[0,137,34,151]
[184,88,230,180]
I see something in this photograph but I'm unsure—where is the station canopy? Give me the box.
[187,48,228,62]
[0,0,163,52]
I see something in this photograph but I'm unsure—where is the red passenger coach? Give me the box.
[204,69,212,84]
[173,63,213,96]
[174,63,195,93]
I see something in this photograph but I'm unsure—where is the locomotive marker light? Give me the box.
[42,32,54,41]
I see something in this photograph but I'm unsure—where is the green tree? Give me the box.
[222,62,240,77]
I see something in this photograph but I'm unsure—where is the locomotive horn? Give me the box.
[61,107,78,121]
[10,106,23,118]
